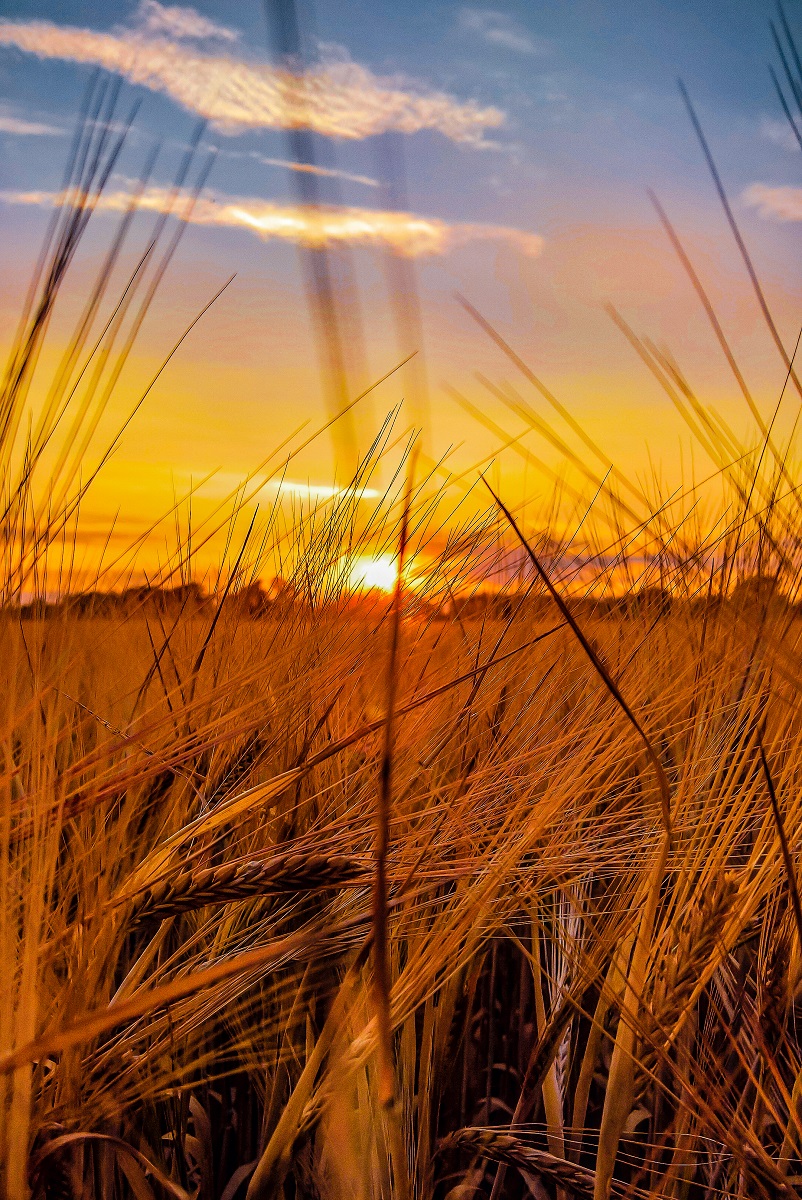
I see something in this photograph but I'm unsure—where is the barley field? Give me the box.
[8,506,802,1200]
[4,29,802,1200]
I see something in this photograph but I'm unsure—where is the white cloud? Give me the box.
[458,7,548,56]
[743,182,802,221]
[760,116,801,154]
[0,183,544,258]
[0,8,504,145]
[0,105,61,136]
[129,1,239,44]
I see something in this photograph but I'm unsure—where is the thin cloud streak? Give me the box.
[180,473,381,503]
[743,182,802,221]
[0,184,544,258]
[0,108,61,136]
[272,481,380,500]
[0,11,504,144]
[458,7,549,55]
[247,152,379,189]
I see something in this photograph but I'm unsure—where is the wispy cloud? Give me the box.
[0,3,504,145]
[0,183,544,258]
[458,7,548,56]
[759,117,800,154]
[0,105,61,136]
[245,151,379,189]
[743,182,802,221]
[209,141,380,187]
[185,473,381,502]
[130,0,240,44]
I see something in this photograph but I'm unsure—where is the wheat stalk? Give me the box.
[440,1127,598,1199]
[638,870,740,1087]
[128,852,369,923]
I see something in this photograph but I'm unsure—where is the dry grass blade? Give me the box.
[0,913,374,1077]
[481,478,675,1200]
[482,474,672,831]
[28,1132,190,1200]
[758,730,802,952]
[371,452,415,1200]
[678,78,802,400]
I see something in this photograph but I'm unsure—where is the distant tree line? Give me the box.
[8,574,789,621]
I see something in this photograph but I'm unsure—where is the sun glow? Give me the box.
[346,554,399,593]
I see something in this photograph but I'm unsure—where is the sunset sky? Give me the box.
[0,0,800,566]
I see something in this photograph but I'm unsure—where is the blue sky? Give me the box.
[1,1,795,212]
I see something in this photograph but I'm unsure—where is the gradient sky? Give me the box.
[0,1,800,566]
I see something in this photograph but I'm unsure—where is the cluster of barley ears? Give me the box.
[3,29,802,1200]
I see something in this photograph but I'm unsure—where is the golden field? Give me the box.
[6,577,802,1200]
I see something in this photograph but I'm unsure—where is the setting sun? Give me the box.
[346,553,399,593]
